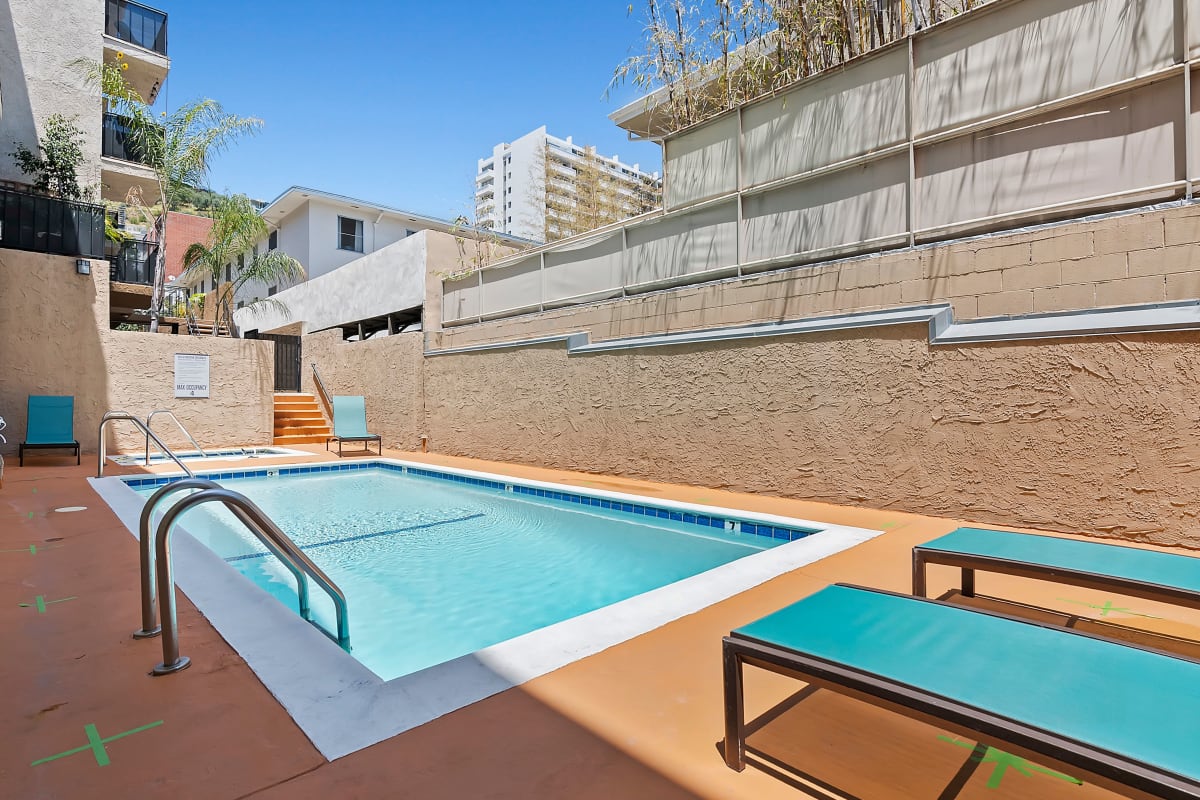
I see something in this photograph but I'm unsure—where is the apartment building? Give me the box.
[0,0,170,326]
[184,186,528,309]
[475,126,661,243]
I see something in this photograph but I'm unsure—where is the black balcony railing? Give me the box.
[0,187,105,259]
[107,239,159,285]
[102,112,151,164]
[105,0,167,56]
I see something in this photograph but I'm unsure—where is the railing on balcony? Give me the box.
[0,187,105,259]
[102,113,163,166]
[105,0,167,56]
[102,112,152,165]
[107,239,159,285]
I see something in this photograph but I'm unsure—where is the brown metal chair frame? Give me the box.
[325,434,382,457]
[912,543,1200,611]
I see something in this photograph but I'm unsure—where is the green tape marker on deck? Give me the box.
[18,595,76,614]
[31,720,163,768]
[0,544,47,555]
[938,736,1082,789]
[1057,597,1160,619]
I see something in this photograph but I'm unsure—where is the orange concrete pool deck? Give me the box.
[3,446,1198,799]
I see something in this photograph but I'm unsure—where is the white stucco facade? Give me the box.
[217,187,528,313]
[233,231,431,336]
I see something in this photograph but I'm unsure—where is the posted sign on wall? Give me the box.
[174,353,210,398]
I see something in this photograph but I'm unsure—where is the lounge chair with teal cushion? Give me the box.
[20,395,79,466]
[723,584,1200,798]
[326,395,381,457]
[913,527,1200,612]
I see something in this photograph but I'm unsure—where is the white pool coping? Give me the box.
[89,458,881,760]
[108,446,310,467]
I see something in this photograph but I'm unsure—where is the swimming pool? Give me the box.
[93,459,880,758]
[132,464,806,680]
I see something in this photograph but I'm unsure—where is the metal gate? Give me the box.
[253,333,301,392]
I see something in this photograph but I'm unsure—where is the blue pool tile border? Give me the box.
[121,460,817,544]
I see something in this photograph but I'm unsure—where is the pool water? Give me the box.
[138,468,782,680]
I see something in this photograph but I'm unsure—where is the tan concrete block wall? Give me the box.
[0,249,274,457]
[435,203,1200,352]
[424,326,1200,550]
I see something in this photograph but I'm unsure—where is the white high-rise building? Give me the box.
[475,126,661,243]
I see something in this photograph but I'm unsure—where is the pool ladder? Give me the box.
[97,411,197,479]
[96,411,350,673]
[133,479,350,675]
[145,409,207,465]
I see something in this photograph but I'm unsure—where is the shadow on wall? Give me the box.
[0,1,41,185]
[0,251,109,460]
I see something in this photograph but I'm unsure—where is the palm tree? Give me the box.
[181,194,305,334]
[81,59,262,331]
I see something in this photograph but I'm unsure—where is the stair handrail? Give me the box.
[133,477,310,640]
[146,410,207,466]
[184,305,200,336]
[149,486,350,674]
[311,362,333,417]
[216,292,238,338]
[98,411,195,479]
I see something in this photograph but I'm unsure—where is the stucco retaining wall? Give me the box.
[416,327,1200,549]
[0,249,273,457]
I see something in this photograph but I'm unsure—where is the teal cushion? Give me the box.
[25,396,75,444]
[332,395,372,438]
[921,528,1200,594]
[735,585,1200,782]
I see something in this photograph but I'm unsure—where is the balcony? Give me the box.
[103,1,169,104]
[107,238,159,285]
[0,187,105,259]
[100,113,160,205]
[104,0,167,55]
[102,112,149,164]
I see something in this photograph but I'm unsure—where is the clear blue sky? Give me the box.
[150,0,662,220]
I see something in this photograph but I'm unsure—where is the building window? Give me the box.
[268,230,278,250]
[237,300,245,309]
[338,216,364,252]
[268,286,277,296]
[507,216,512,223]
[238,253,245,270]
[224,264,231,282]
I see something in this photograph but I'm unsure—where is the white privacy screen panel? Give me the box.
[914,0,1175,136]
[543,232,624,305]
[742,46,908,188]
[480,255,541,317]
[742,154,909,264]
[624,201,738,287]
[664,114,739,210]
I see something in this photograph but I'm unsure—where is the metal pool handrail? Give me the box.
[145,409,207,466]
[133,478,309,641]
[97,411,195,479]
[311,362,333,417]
[149,487,350,675]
